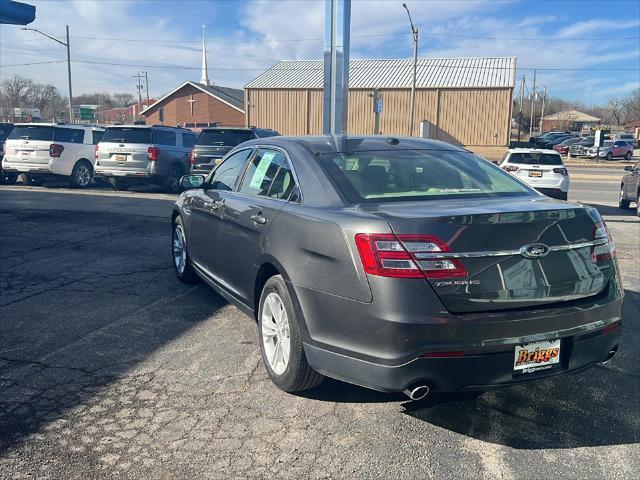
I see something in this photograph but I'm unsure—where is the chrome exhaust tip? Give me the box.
[403,385,430,401]
[602,346,618,364]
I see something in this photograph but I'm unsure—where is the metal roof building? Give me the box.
[245,57,516,154]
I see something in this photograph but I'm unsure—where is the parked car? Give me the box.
[529,131,564,145]
[610,133,634,144]
[569,136,595,157]
[538,134,576,150]
[190,127,279,175]
[618,162,640,216]
[587,140,633,161]
[552,137,581,156]
[0,123,17,184]
[500,148,569,199]
[2,123,105,188]
[171,135,622,400]
[95,125,198,193]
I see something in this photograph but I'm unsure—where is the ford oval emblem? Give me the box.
[520,243,550,259]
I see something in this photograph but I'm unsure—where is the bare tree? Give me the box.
[606,97,625,126]
[112,93,135,108]
[622,88,640,122]
[1,75,32,110]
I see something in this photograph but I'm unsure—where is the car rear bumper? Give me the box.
[95,167,151,179]
[303,324,621,392]
[2,160,53,174]
[293,275,624,392]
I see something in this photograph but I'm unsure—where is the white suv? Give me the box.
[2,123,105,188]
[499,148,569,200]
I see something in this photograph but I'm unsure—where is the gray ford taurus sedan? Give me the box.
[172,135,623,400]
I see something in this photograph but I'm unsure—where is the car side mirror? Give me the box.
[180,174,205,190]
[624,165,633,172]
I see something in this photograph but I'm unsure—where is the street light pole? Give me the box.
[21,25,74,123]
[402,3,418,137]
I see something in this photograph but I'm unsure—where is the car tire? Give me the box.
[69,160,93,189]
[618,185,631,209]
[172,216,199,284]
[21,174,45,187]
[1,168,18,185]
[625,151,632,160]
[165,164,184,194]
[108,178,128,191]
[258,275,324,393]
[606,152,613,161]
[637,192,640,218]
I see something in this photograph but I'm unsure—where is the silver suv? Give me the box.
[95,125,197,193]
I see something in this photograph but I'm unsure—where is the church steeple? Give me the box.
[200,25,210,86]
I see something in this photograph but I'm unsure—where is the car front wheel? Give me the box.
[637,192,640,217]
[619,185,631,209]
[258,275,323,393]
[625,151,632,160]
[606,152,613,161]
[172,216,199,283]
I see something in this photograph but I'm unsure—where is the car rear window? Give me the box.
[197,129,252,147]
[101,127,152,144]
[319,149,531,202]
[8,126,54,141]
[508,152,563,165]
[0,125,13,141]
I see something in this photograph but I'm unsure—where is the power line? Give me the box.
[0,60,67,67]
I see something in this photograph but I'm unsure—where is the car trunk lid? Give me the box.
[361,196,613,313]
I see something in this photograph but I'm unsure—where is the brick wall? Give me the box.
[143,84,244,127]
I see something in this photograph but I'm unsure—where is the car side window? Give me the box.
[238,148,285,196]
[209,149,253,191]
[54,128,85,143]
[182,133,196,149]
[267,156,297,200]
[155,130,176,146]
[92,130,104,145]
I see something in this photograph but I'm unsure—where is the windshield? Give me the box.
[101,127,153,144]
[508,152,563,165]
[8,126,54,141]
[197,129,252,147]
[319,149,532,203]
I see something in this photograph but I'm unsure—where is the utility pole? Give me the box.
[529,69,537,138]
[144,71,150,108]
[21,25,74,123]
[517,75,525,142]
[402,3,418,137]
[133,73,144,119]
[539,86,547,133]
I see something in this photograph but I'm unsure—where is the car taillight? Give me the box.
[189,148,195,165]
[553,168,568,176]
[502,165,519,172]
[49,144,64,157]
[592,220,616,262]
[94,145,99,159]
[147,146,160,161]
[354,233,467,279]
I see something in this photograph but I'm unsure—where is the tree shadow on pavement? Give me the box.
[402,289,639,449]
[0,209,225,453]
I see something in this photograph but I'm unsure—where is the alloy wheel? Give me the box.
[261,292,291,375]
[76,164,91,187]
[173,224,187,274]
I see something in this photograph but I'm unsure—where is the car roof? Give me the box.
[238,135,469,155]
[507,148,559,154]
[104,124,186,131]
[14,122,96,129]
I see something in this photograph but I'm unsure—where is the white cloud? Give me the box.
[557,19,640,38]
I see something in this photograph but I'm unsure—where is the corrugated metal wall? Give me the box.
[245,87,512,146]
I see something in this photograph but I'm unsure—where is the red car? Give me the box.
[553,137,582,155]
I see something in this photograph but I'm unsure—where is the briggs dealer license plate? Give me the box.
[115,154,126,161]
[529,170,543,177]
[514,339,560,374]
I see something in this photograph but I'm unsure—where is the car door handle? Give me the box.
[250,214,267,225]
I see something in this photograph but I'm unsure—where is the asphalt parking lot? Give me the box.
[0,179,638,480]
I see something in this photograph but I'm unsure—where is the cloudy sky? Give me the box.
[1,0,638,104]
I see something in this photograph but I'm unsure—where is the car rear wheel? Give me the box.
[618,185,631,209]
[172,216,199,283]
[258,275,324,393]
[69,160,93,188]
[21,174,45,187]
[165,164,183,194]
[1,168,18,185]
[108,178,129,191]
